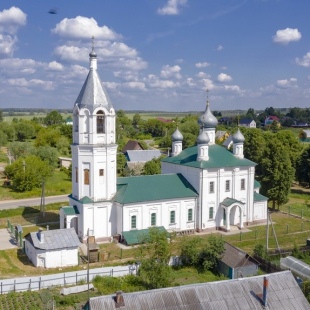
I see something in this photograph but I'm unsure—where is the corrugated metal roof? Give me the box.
[114,173,198,204]
[221,242,258,268]
[62,206,80,216]
[254,192,268,202]
[25,228,80,250]
[122,227,167,245]
[126,150,161,162]
[75,69,113,112]
[162,144,256,169]
[89,271,309,310]
[222,197,244,207]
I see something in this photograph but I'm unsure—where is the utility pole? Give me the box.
[40,180,45,217]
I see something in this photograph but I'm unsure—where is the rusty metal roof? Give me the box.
[89,271,309,310]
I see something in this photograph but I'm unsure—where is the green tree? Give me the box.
[199,235,225,271]
[296,146,310,188]
[35,127,61,147]
[44,110,63,126]
[56,136,71,156]
[8,142,33,160]
[132,113,142,128]
[179,236,203,267]
[5,155,53,192]
[136,227,173,289]
[0,109,3,122]
[14,122,35,141]
[241,128,266,172]
[143,157,162,175]
[32,146,59,168]
[261,138,295,209]
[0,122,15,141]
[274,130,303,169]
[117,153,127,175]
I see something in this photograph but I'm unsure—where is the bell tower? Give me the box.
[71,37,117,202]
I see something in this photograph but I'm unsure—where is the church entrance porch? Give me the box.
[59,206,80,235]
[220,198,245,232]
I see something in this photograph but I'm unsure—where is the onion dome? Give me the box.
[196,130,210,144]
[232,128,245,143]
[89,49,97,58]
[198,101,218,128]
[172,127,183,142]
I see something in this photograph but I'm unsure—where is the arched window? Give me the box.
[84,169,89,185]
[131,215,137,229]
[151,213,156,226]
[97,110,105,133]
[209,207,214,219]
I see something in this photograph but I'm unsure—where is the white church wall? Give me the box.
[121,198,196,233]
[253,201,267,221]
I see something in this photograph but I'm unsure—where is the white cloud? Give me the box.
[52,16,121,40]
[195,62,210,68]
[217,73,232,83]
[160,65,182,79]
[113,70,139,81]
[146,74,179,89]
[0,34,17,58]
[123,81,146,90]
[217,45,223,51]
[158,0,187,15]
[54,45,87,62]
[186,78,196,87]
[202,78,215,90]
[7,78,54,90]
[276,78,297,88]
[0,58,42,75]
[273,28,301,45]
[296,52,310,67]
[224,85,241,93]
[196,71,210,79]
[103,82,119,89]
[0,7,27,34]
[48,61,64,71]
[116,57,147,71]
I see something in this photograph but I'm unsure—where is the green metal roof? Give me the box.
[62,205,80,216]
[122,226,167,245]
[254,192,268,202]
[68,194,95,204]
[162,144,256,169]
[222,197,245,207]
[115,173,198,204]
[254,180,261,189]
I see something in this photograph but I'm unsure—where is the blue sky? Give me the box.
[0,0,310,112]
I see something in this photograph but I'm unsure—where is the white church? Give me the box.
[60,45,268,243]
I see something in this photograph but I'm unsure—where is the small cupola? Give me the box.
[197,91,218,144]
[197,129,210,161]
[171,127,183,157]
[232,128,245,158]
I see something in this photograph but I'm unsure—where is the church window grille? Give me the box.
[209,207,214,219]
[151,213,156,226]
[209,182,214,193]
[99,169,104,176]
[188,209,193,222]
[241,178,245,190]
[84,169,90,185]
[170,211,175,224]
[131,215,137,229]
[96,111,105,133]
[225,180,230,192]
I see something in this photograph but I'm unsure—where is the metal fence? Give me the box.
[0,264,138,294]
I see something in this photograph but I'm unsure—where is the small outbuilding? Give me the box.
[24,228,81,268]
[218,242,259,279]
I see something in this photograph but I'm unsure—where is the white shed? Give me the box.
[24,228,81,268]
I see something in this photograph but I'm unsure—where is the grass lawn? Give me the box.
[0,169,71,200]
